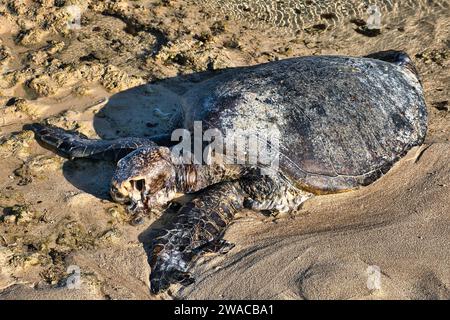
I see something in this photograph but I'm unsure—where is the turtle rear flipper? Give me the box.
[365,50,421,82]
[149,246,196,294]
[150,266,195,294]
[27,123,156,162]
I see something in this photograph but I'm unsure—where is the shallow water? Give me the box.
[197,0,449,31]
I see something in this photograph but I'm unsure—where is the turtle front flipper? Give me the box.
[149,180,245,294]
[27,123,157,162]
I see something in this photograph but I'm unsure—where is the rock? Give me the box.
[46,40,65,55]
[355,25,381,37]
[0,130,34,160]
[210,20,227,35]
[44,110,96,137]
[0,44,12,64]
[432,101,449,112]
[1,204,36,224]
[78,63,105,83]
[223,36,240,49]
[55,221,96,250]
[9,252,45,269]
[27,50,48,65]
[2,214,17,224]
[7,1,28,15]
[101,65,144,93]
[107,206,128,223]
[7,97,40,119]
[99,228,122,244]
[24,253,41,267]
[415,49,449,66]
[305,23,328,34]
[14,155,63,185]
[17,28,48,46]
[73,85,89,96]
[28,75,58,97]
[10,204,36,224]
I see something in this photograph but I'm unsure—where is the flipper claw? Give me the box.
[201,239,235,254]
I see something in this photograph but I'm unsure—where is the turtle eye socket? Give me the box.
[110,185,130,204]
[111,185,119,194]
[132,179,146,192]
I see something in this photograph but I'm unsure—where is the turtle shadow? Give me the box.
[91,69,222,140]
[62,159,115,200]
[60,69,222,200]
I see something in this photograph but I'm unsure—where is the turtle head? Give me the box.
[110,146,177,214]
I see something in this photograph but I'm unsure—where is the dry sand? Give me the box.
[0,0,449,300]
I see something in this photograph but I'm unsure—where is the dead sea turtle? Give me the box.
[29,51,427,294]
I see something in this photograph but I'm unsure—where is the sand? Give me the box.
[0,0,449,300]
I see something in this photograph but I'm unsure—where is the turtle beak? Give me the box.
[111,179,141,200]
[127,198,145,215]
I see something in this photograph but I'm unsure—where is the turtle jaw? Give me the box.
[110,180,132,204]
[110,180,145,213]
[110,178,178,215]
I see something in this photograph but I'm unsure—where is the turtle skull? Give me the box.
[110,146,177,214]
